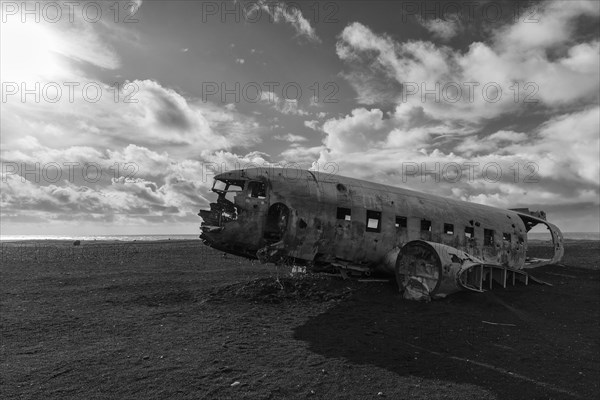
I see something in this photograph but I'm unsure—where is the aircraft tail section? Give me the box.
[511,210,564,267]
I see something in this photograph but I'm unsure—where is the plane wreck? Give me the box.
[199,168,564,301]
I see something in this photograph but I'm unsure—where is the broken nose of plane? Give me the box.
[198,196,239,232]
[198,207,225,240]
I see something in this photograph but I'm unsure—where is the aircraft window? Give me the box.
[366,210,381,232]
[444,223,454,235]
[213,180,227,191]
[503,232,511,241]
[421,219,432,232]
[248,181,266,199]
[224,191,236,203]
[484,229,495,245]
[395,216,407,228]
[465,226,474,238]
[226,181,244,191]
[213,179,244,194]
[337,207,351,221]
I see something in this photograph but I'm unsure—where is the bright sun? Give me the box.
[1,18,65,83]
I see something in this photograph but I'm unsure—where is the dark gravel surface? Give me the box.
[1,240,598,399]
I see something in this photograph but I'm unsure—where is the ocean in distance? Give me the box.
[0,234,200,242]
[1,232,599,242]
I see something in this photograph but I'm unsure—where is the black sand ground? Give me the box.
[1,240,598,399]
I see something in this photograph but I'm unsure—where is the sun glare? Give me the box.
[1,19,65,83]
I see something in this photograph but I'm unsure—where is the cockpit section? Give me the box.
[198,174,272,258]
[213,179,245,204]
[199,178,244,230]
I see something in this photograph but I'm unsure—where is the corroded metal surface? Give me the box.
[394,240,551,301]
[198,168,564,299]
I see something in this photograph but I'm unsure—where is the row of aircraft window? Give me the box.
[336,207,512,245]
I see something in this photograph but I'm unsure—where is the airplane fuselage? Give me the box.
[199,168,564,299]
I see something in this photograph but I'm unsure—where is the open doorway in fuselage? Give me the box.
[264,203,290,243]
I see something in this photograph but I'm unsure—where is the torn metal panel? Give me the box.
[395,240,551,301]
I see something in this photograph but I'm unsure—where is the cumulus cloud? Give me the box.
[2,79,261,158]
[494,0,600,53]
[510,106,600,185]
[310,104,599,217]
[1,142,307,229]
[318,0,599,230]
[336,1,600,119]
[0,159,204,224]
[320,104,474,154]
[322,108,387,153]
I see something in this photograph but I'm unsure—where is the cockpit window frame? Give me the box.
[212,179,245,193]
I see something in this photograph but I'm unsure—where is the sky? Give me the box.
[1,0,599,235]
